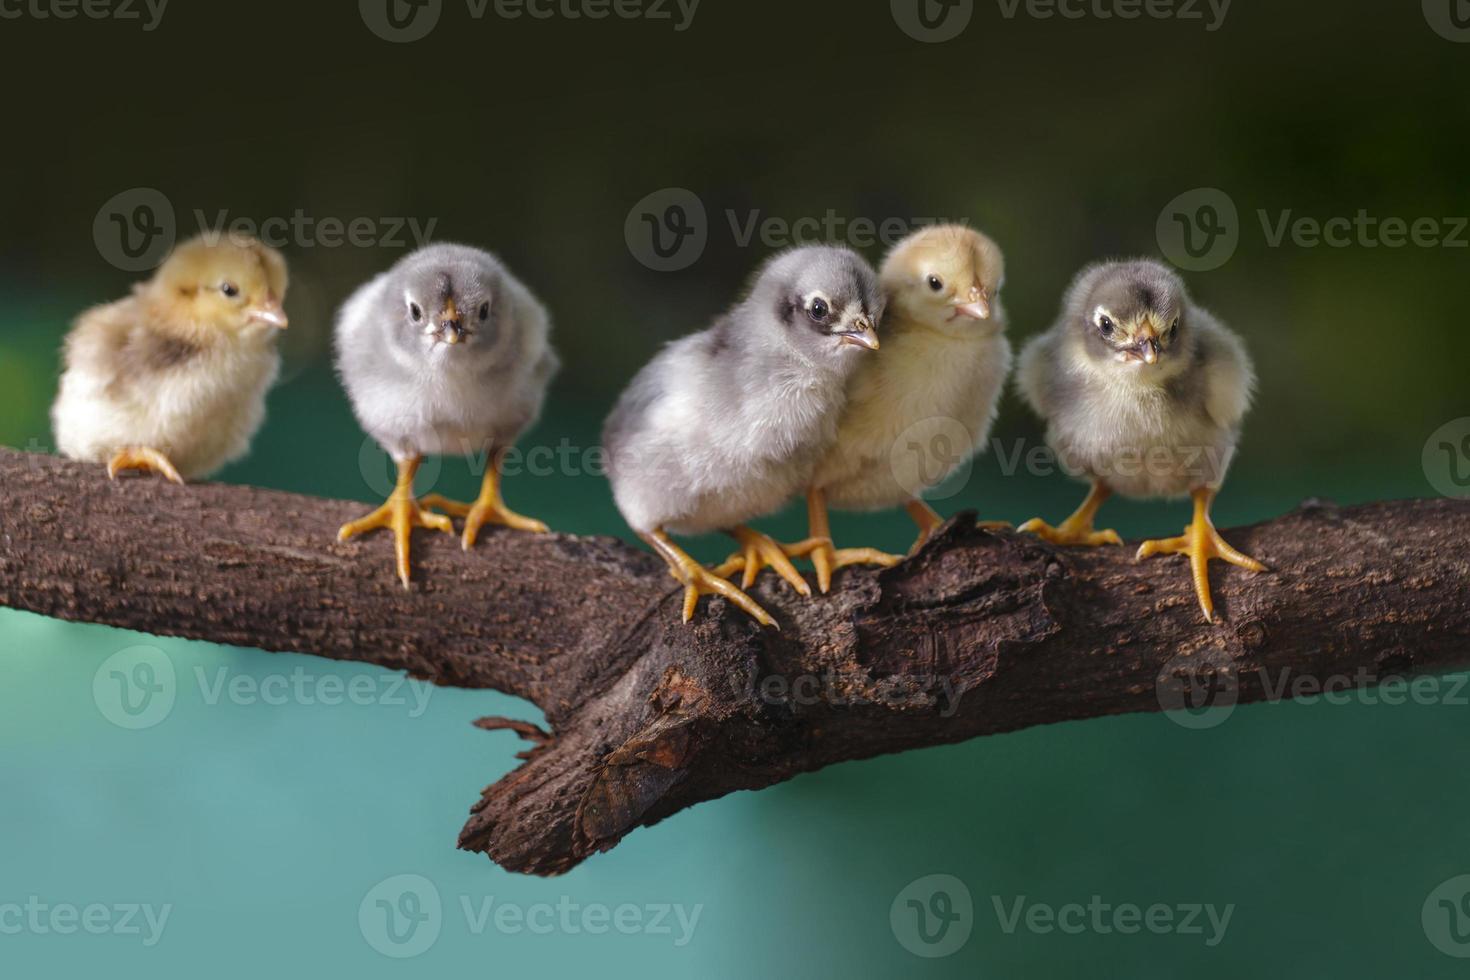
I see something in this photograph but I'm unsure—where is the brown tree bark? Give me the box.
[2,447,1467,875]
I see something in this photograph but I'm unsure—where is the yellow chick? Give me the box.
[801,224,1011,593]
[52,234,289,483]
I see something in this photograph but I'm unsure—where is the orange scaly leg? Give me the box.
[1136,487,1267,623]
[421,459,549,550]
[1019,481,1123,548]
[642,528,775,628]
[338,457,455,589]
[107,447,184,485]
[805,487,902,595]
[710,525,822,597]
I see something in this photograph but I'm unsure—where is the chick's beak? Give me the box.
[436,297,465,345]
[952,286,991,321]
[1135,326,1161,364]
[247,297,288,330]
[836,316,880,352]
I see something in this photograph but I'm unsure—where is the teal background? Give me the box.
[3,0,1470,976]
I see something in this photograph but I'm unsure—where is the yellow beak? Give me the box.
[437,297,466,345]
[247,298,288,329]
[952,286,991,320]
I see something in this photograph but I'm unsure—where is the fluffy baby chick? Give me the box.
[603,245,882,627]
[1016,258,1265,621]
[52,234,288,483]
[336,243,558,589]
[801,224,1010,593]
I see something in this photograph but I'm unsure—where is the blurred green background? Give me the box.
[3,0,1469,976]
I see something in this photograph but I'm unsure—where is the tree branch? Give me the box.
[3,447,1467,875]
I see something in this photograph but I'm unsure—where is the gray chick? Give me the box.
[1016,258,1265,621]
[336,242,559,588]
[603,245,883,627]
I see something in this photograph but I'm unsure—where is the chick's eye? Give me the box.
[809,298,829,321]
[220,283,239,298]
[1168,319,1180,340]
[927,275,944,292]
[479,302,490,322]
[409,303,423,322]
[1098,316,1115,337]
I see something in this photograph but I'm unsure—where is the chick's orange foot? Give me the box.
[711,525,821,597]
[1136,488,1267,622]
[421,465,548,551]
[106,447,185,485]
[337,458,454,589]
[804,487,903,593]
[1019,481,1122,548]
[641,529,775,628]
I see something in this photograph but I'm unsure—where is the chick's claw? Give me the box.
[807,542,903,595]
[338,480,455,590]
[1135,489,1267,622]
[420,493,549,550]
[1017,516,1123,548]
[713,526,817,596]
[642,530,775,628]
[678,564,776,627]
[106,447,184,485]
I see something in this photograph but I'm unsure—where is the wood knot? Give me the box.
[1236,619,1268,651]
